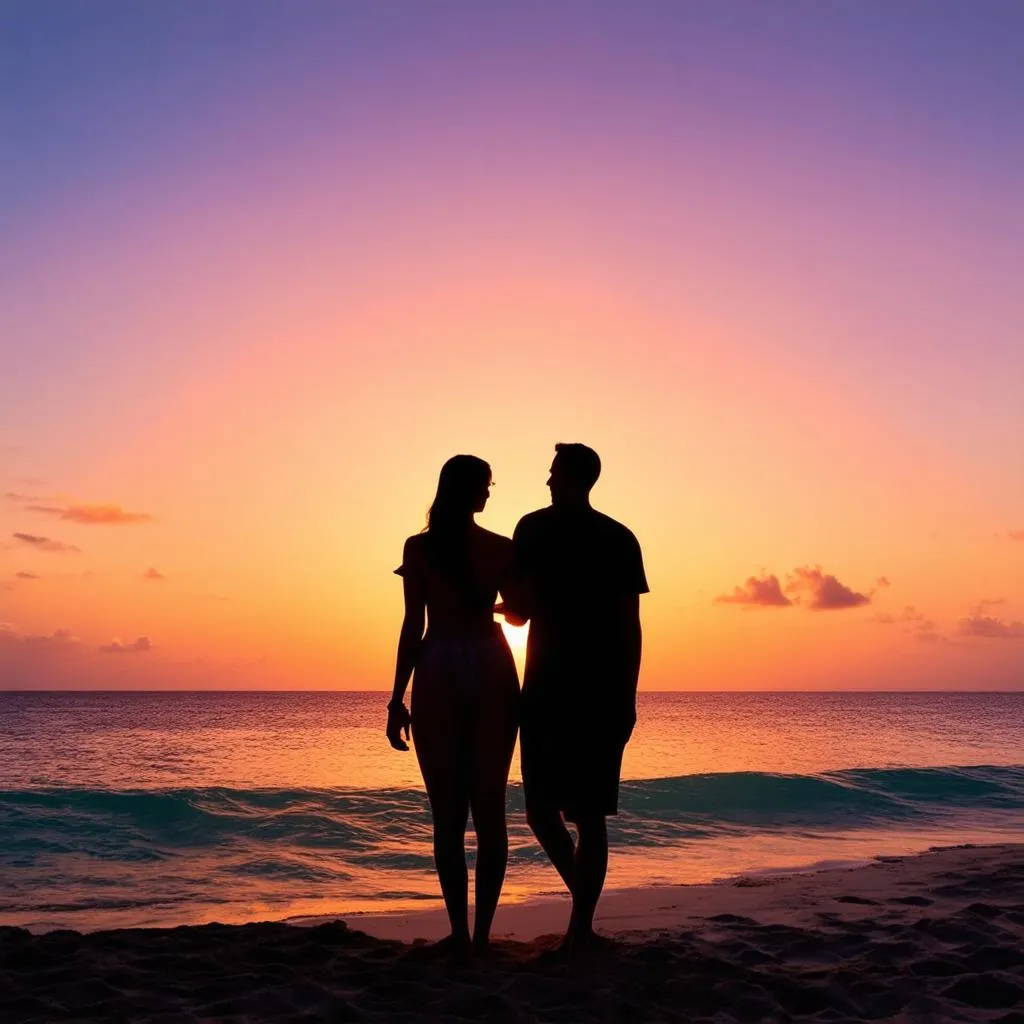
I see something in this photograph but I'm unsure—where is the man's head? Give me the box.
[547,443,601,506]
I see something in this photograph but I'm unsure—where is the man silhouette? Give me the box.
[506,443,648,951]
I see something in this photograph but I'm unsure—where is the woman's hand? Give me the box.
[386,701,412,751]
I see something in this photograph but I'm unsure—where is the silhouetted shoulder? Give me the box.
[589,509,639,541]
[515,506,638,545]
[513,507,648,596]
[512,507,553,538]
[394,534,429,577]
[590,511,649,596]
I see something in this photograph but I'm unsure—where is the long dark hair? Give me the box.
[425,455,491,604]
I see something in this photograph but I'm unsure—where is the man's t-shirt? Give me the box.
[512,506,648,708]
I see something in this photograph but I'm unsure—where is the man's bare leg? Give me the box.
[565,813,608,949]
[526,805,575,890]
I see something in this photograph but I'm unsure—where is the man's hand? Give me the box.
[493,602,528,627]
[386,702,411,751]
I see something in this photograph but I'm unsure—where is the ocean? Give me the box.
[1,691,1022,933]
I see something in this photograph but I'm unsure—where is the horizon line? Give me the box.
[2,688,1022,695]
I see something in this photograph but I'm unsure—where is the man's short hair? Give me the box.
[554,443,601,490]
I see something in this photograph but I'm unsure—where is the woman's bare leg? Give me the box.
[468,653,519,950]
[429,789,471,948]
[470,784,509,950]
[413,680,471,949]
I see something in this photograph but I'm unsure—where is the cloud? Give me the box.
[1008,530,1024,542]
[870,605,952,642]
[0,445,20,456]
[99,636,154,654]
[12,532,81,553]
[910,618,945,643]
[871,605,925,626]
[23,503,153,525]
[5,492,64,505]
[142,567,165,581]
[786,566,871,610]
[714,574,792,608]
[0,624,81,654]
[958,609,1024,640]
[0,625,174,688]
[875,576,891,588]
[14,571,40,580]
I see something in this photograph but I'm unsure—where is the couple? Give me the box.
[387,443,648,955]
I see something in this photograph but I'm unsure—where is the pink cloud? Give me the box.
[714,574,792,608]
[15,571,40,580]
[25,503,153,525]
[99,636,154,654]
[786,566,870,610]
[142,567,165,581]
[12,532,81,553]
[1009,530,1024,542]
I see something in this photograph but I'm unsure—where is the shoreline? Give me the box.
[306,842,1023,943]
[4,843,1022,1022]
[294,851,887,942]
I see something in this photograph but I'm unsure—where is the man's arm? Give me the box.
[497,520,533,624]
[617,593,642,741]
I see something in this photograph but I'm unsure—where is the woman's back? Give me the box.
[399,526,512,635]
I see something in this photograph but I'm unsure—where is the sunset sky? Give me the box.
[1,1,1021,690]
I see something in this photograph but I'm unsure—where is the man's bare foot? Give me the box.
[431,932,472,962]
[558,927,615,959]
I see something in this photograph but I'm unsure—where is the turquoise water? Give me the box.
[1,692,1022,931]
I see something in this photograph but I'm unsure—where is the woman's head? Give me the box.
[427,455,492,533]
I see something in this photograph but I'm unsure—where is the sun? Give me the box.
[500,620,529,653]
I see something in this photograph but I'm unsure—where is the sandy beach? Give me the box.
[3,843,1023,1022]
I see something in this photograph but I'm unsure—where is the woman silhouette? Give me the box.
[388,455,520,954]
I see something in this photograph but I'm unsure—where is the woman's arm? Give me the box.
[388,539,425,751]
